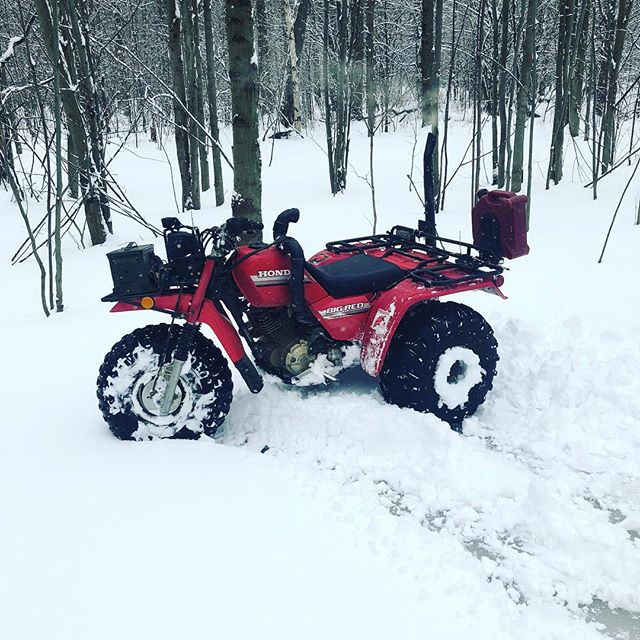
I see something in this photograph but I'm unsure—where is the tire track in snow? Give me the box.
[222,316,640,639]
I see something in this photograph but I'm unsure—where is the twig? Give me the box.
[598,154,640,263]
[584,144,640,188]
[406,174,425,206]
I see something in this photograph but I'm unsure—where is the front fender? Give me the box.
[109,295,246,364]
[360,277,505,377]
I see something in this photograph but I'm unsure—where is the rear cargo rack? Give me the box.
[325,226,504,288]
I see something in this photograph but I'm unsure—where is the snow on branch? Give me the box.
[0,14,36,70]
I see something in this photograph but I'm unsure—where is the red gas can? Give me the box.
[472,190,530,260]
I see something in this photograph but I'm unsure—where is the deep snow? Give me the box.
[1,115,639,639]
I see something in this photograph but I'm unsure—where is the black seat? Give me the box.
[305,253,405,298]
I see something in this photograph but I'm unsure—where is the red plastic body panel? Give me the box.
[472,190,529,259]
[309,293,373,341]
[231,245,327,307]
[305,246,505,354]
[359,276,504,377]
[111,296,245,363]
[110,258,246,364]
[110,242,505,376]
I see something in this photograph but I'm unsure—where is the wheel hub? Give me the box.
[136,371,185,417]
[447,359,469,385]
[433,347,484,410]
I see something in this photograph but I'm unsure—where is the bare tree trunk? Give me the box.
[419,0,434,128]
[203,0,224,206]
[225,0,262,230]
[526,7,538,227]
[323,0,336,193]
[67,132,79,199]
[420,0,442,200]
[472,0,485,201]
[0,71,16,189]
[164,0,192,209]
[568,0,591,137]
[433,0,442,205]
[283,0,302,132]
[591,1,599,199]
[601,0,633,171]
[191,0,210,193]
[439,0,461,210]
[490,2,499,184]
[547,0,575,186]
[65,0,112,234]
[365,0,377,231]
[505,0,527,190]
[52,0,63,311]
[34,0,106,246]
[365,0,376,136]
[182,0,201,209]
[281,0,312,127]
[333,0,352,192]
[254,0,269,85]
[512,0,536,193]
[350,0,365,120]
[497,0,509,188]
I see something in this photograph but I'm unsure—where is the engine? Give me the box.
[246,307,341,379]
[246,307,312,377]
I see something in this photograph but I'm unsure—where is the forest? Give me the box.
[2,3,640,639]
[0,0,638,314]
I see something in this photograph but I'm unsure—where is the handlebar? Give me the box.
[225,217,264,237]
[203,217,264,257]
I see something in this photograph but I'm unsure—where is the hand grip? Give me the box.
[225,217,264,236]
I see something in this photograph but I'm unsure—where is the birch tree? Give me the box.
[283,0,302,132]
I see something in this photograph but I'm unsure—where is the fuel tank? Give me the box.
[231,245,327,308]
[472,190,530,260]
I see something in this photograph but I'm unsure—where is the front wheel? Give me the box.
[97,324,233,440]
[379,301,498,427]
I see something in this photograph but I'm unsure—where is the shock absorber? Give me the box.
[158,323,199,415]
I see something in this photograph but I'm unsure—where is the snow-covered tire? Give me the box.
[97,324,232,440]
[379,301,498,427]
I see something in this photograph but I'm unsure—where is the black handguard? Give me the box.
[226,217,264,237]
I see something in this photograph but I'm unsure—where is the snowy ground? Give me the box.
[1,116,639,639]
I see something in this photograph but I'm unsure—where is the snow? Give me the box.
[292,344,360,386]
[0,36,22,65]
[361,301,395,375]
[433,346,484,409]
[1,115,639,639]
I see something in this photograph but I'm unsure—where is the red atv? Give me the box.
[97,191,528,440]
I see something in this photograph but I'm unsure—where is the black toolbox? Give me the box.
[106,243,162,297]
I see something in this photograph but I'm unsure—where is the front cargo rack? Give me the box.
[325,225,504,289]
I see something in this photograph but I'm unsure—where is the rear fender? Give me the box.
[109,295,246,364]
[360,278,505,377]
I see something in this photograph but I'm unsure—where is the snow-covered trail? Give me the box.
[224,312,640,625]
[1,304,638,639]
[1,120,639,638]
[1,308,634,640]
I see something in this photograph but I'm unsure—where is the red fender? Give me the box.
[110,294,247,364]
[360,277,505,377]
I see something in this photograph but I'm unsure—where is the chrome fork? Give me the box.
[156,323,199,415]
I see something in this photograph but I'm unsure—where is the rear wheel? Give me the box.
[97,324,233,440]
[379,302,498,427]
